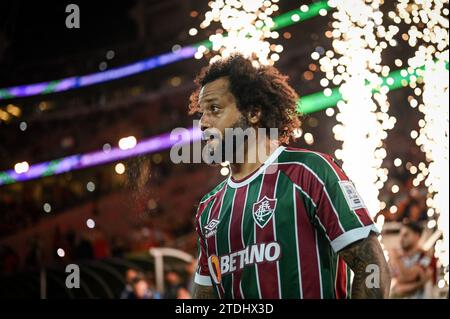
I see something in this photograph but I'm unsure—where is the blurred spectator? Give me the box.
[111,236,126,258]
[129,275,161,299]
[402,198,427,222]
[395,188,428,222]
[185,259,197,294]
[176,287,191,299]
[75,233,94,260]
[145,272,162,299]
[376,184,429,224]
[120,268,139,299]
[389,221,436,298]
[164,270,184,299]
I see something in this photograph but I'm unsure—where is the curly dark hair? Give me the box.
[188,54,301,144]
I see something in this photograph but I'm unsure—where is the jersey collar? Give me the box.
[227,146,285,188]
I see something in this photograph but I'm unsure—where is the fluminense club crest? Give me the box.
[252,196,277,228]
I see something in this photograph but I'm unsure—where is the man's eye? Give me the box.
[211,105,220,113]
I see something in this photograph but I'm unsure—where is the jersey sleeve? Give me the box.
[293,153,379,253]
[194,211,213,286]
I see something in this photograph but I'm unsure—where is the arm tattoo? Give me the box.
[192,283,218,299]
[339,233,391,299]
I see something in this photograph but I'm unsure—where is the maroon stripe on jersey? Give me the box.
[335,256,348,299]
[320,154,374,227]
[205,184,227,298]
[279,164,345,241]
[254,170,280,299]
[229,185,248,299]
[294,188,322,298]
[319,153,346,180]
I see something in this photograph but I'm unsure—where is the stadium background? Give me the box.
[0,0,448,298]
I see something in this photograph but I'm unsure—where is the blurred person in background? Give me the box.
[164,270,185,299]
[185,259,197,295]
[110,236,126,258]
[75,232,94,260]
[130,275,161,299]
[389,221,436,298]
[396,187,428,223]
[176,287,191,299]
[120,268,139,299]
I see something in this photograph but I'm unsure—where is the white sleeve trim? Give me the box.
[331,224,380,253]
[194,272,213,286]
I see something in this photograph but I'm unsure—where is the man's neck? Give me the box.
[229,137,279,181]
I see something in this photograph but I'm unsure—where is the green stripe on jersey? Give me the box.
[315,229,336,299]
[200,179,228,203]
[274,172,302,298]
[279,150,364,231]
[215,186,236,299]
[200,197,216,228]
[240,174,264,298]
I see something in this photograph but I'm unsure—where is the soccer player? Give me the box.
[389,221,436,298]
[188,54,391,299]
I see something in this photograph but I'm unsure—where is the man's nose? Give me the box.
[199,116,210,132]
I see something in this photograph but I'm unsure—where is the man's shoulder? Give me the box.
[195,179,228,224]
[278,146,336,171]
[198,179,228,206]
[275,146,348,186]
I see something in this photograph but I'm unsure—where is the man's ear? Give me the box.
[247,107,261,125]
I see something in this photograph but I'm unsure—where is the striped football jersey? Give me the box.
[194,146,378,299]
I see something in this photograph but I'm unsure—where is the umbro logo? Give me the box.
[204,218,220,238]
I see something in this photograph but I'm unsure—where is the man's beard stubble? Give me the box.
[203,115,251,165]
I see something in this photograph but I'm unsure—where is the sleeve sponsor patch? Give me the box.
[338,181,366,210]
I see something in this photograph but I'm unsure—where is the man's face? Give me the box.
[133,280,148,299]
[198,77,248,164]
[399,227,420,251]
[126,269,138,284]
[166,271,180,285]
